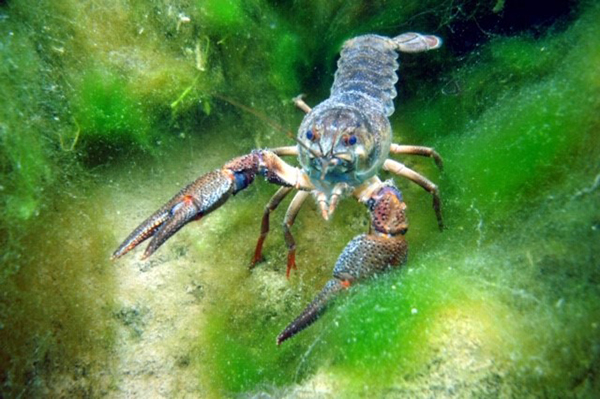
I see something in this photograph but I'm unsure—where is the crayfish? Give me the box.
[113,32,444,344]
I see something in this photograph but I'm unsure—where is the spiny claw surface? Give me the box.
[277,279,346,345]
[112,150,312,262]
[142,195,201,260]
[112,170,234,260]
[277,181,409,344]
[111,208,171,260]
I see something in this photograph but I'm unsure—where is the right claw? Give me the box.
[112,150,314,262]
[111,170,234,260]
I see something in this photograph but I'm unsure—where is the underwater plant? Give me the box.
[1,0,598,397]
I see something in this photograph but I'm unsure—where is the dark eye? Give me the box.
[306,129,321,142]
[343,134,357,146]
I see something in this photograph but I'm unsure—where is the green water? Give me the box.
[1,0,598,397]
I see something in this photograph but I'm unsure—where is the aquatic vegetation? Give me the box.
[0,187,118,395]
[0,16,56,225]
[72,69,153,154]
[195,2,600,397]
[0,0,598,397]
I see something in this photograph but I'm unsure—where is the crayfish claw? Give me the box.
[277,181,409,344]
[141,197,201,259]
[111,209,171,260]
[112,169,235,261]
[277,278,347,345]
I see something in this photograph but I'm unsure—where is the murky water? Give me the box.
[1,1,599,397]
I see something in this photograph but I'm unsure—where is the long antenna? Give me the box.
[294,136,322,158]
[214,93,322,158]
[213,93,292,137]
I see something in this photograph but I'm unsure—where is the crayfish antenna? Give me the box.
[276,278,348,345]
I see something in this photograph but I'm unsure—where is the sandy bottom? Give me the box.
[100,163,214,398]
[41,158,517,398]
[110,244,206,397]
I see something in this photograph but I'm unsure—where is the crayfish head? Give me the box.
[297,103,388,188]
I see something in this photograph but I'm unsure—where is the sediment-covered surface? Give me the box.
[1,1,599,397]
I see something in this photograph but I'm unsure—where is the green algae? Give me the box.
[430,5,599,222]
[0,188,118,396]
[1,0,599,397]
[194,2,600,397]
[198,0,248,32]
[72,69,153,152]
[0,1,218,394]
[0,17,55,224]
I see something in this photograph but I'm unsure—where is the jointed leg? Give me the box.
[270,146,299,157]
[283,190,310,278]
[390,144,443,170]
[250,186,294,268]
[293,94,312,114]
[383,159,443,230]
[277,180,408,344]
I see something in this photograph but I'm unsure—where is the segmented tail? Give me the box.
[392,32,442,53]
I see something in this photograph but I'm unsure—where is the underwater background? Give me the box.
[1,0,599,397]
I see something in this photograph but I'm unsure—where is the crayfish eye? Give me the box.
[306,129,320,142]
[343,134,358,146]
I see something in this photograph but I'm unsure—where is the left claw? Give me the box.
[111,170,235,260]
[277,278,347,344]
